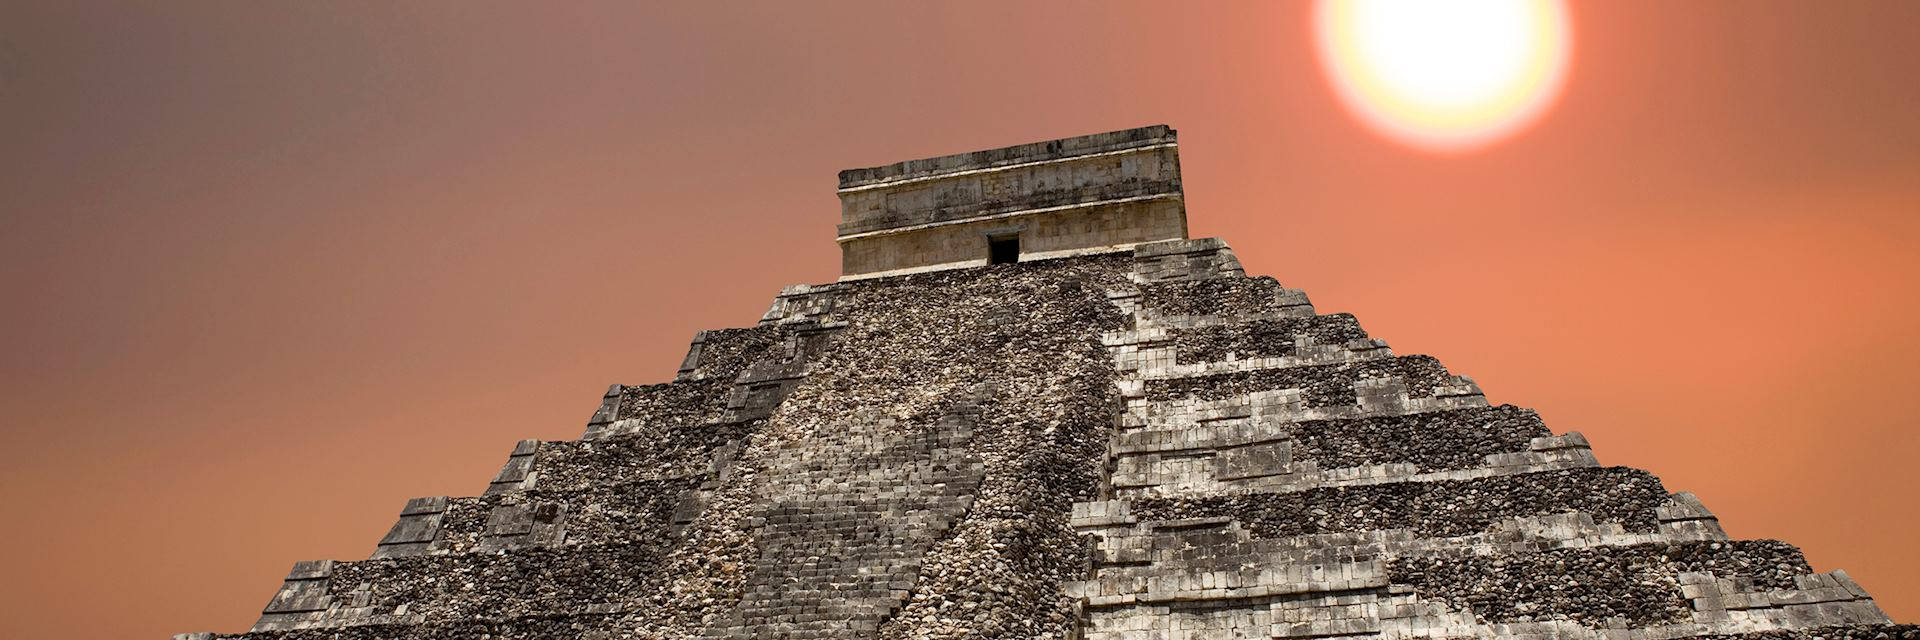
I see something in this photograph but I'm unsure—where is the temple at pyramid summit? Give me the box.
[181,126,1914,640]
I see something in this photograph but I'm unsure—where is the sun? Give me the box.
[1312,0,1573,153]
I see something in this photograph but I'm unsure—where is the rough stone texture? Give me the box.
[1130,466,1670,539]
[595,326,791,439]
[836,125,1187,279]
[1284,404,1551,471]
[690,255,1133,638]
[1391,541,1812,626]
[1697,626,1920,640]
[185,131,1904,640]
[1174,314,1370,363]
[1135,275,1304,318]
[1145,355,1458,406]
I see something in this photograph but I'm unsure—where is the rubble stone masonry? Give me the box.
[180,127,1913,640]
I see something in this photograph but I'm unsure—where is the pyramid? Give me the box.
[181,126,1914,640]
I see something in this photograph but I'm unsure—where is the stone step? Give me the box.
[584,379,737,439]
[1106,312,1393,379]
[1167,313,1373,364]
[1387,540,1819,628]
[374,478,701,558]
[254,542,679,631]
[1073,528,1885,640]
[1141,355,1464,407]
[234,611,634,639]
[1689,623,1920,640]
[1119,466,1672,542]
[488,423,753,495]
[1112,404,1553,473]
[1130,275,1316,323]
[585,322,826,440]
[1080,502,1732,576]
[1107,408,1594,498]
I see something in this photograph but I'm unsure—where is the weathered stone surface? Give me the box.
[1173,314,1371,363]
[836,125,1187,279]
[1130,466,1670,539]
[1283,404,1551,471]
[184,128,1903,640]
[1136,275,1308,319]
[1391,541,1812,626]
[1145,355,1459,406]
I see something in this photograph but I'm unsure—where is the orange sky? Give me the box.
[2,2,1917,637]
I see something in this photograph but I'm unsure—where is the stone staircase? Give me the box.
[1067,238,1895,640]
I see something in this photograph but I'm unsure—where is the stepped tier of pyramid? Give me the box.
[181,126,1913,640]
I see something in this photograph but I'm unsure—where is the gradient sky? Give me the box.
[2,2,1917,637]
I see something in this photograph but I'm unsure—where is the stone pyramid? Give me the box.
[181,126,1914,640]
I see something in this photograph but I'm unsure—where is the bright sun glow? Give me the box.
[1313,0,1572,153]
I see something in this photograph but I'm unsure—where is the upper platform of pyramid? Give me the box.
[834,125,1188,280]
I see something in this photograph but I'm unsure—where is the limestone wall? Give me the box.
[835,125,1188,279]
[838,197,1186,280]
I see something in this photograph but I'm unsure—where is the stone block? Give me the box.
[1214,440,1292,480]
[372,496,447,558]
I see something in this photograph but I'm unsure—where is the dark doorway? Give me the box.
[989,236,1020,265]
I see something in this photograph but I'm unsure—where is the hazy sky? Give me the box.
[2,2,1917,637]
